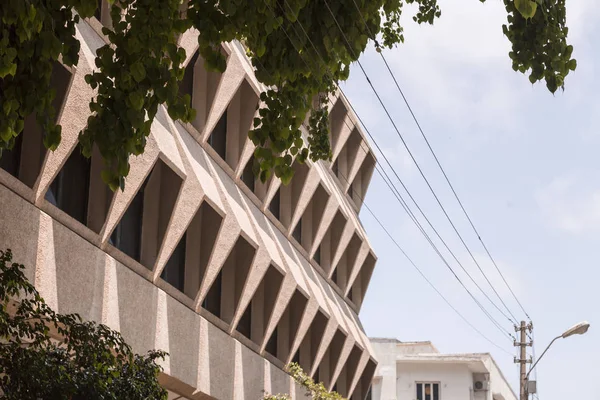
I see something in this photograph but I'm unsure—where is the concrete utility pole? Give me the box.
[514,321,532,400]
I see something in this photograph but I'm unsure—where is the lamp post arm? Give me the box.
[526,335,561,380]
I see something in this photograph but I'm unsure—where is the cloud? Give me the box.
[536,172,600,234]
[372,0,530,142]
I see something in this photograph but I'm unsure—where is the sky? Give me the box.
[341,0,600,398]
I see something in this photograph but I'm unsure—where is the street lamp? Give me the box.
[526,321,590,380]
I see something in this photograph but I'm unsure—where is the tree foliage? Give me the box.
[0,0,575,188]
[0,249,168,400]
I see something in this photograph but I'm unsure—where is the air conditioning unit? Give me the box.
[474,380,490,391]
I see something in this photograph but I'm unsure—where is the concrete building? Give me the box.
[369,339,516,400]
[0,10,379,400]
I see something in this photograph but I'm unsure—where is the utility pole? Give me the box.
[514,321,532,400]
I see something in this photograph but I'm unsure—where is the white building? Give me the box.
[369,338,516,400]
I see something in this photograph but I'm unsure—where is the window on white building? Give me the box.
[416,382,440,400]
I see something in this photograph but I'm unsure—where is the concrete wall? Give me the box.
[0,13,381,400]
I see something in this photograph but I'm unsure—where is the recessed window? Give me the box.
[296,184,329,252]
[314,210,347,274]
[265,327,278,357]
[45,148,91,225]
[208,111,227,160]
[1,61,72,188]
[330,232,361,292]
[313,245,321,265]
[294,309,327,375]
[335,344,363,398]
[264,290,307,363]
[201,235,256,325]
[179,51,200,101]
[203,270,222,318]
[269,188,281,220]
[0,135,23,179]
[235,264,283,347]
[292,219,302,243]
[314,328,346,389]
[348,252,376,308]
[94,0,112,27]
[278,161,309,229]
[158,201,223,299]
[241,156,255,192]
[416,382,439,400]
[236,300,252,339]
[161,233,187,291]
[291,350,300,364]
[110,177,147,262]
[110,159,182,270]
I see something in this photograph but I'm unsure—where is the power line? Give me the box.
[326,122,514,354]
[347,0,530,322]
[363,201,514,356]
[320,0,519,325]
[270,0,515,338]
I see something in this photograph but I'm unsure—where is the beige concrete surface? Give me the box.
[0,14,380,400]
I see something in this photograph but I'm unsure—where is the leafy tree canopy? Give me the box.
[0,249,168,400]
[0,0,575,188]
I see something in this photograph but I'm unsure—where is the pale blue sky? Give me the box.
[342,0,599,398]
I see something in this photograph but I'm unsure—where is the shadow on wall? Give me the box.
[54,217,106,321]
[0,185,40,284]
[166,295,201,387]
[115,262,159,353]
[208,321,236,399]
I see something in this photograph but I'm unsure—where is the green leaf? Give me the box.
[567,59,577,71]
[514,0,537,19]
[128,92,145,111]
[130,62,146,83]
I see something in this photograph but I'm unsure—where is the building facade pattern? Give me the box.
[0,12,378,400]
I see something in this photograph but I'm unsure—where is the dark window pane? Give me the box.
[208,111,227,159]
[110,178,146,261]
[161,233,187,291]
[332,158,338,176]
[242,157,255,192]
[313,367,320,382]
[269,189,281,220]
[0,134,23,178]
[95,0,102,19]
[331,267,338,284]
[292,219,301,243]
[332,383,337,393]
[203,270,222,318]
[313,245,321,265]
[433,383,439,400]
[365,386,372,400]
[45,149,91,225]
[348,182,355,200]
[291,350,300,364]
[265,327,278,357]
[179,51,199,100]
[416,383,423,400]
[236,301,252,339]
[347,288,353,301]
